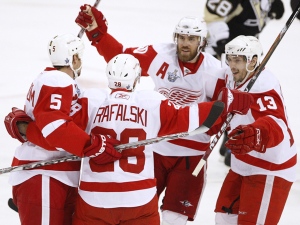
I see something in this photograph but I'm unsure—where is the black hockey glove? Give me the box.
[268,0,284,20]
[290,0,300,20]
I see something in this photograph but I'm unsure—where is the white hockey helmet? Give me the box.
[48,34,84,67]
[173,16,207,48]
[106,54,141,91]
[225,35,263,71]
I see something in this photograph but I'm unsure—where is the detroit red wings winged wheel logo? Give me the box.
[158,87,202,106]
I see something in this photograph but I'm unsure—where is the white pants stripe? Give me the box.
[41,175,50,225]
[257,175,274,224]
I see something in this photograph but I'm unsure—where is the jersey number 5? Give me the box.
[50,94,62,110]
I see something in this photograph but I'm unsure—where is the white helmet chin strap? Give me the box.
[72,65,82,79]
[71,59,82,79]
[236,71,251,86]
[187,44,202,62]
[188,36,203,62]
[236,62,258,86]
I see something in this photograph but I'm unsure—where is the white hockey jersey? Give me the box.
[225,68,297,182]
[73,88,220,208]
[9,68,90,187]
[94,35,226,156]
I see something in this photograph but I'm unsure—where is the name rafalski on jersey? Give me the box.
[93,104,148,127]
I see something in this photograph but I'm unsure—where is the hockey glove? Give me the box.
[218,87,254,115]
[75,4,108,43]
[268,0,284,20]
[4,107,32,143]
[225,123,269,155]
[83,133,121,164]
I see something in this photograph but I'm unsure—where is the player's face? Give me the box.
[73,54,82,77]
[226,55,248,82]
[177,34,199,62]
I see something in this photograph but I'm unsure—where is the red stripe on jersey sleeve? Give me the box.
[27,122,56,150]
[235,154,297,171]
[45,122,90,157]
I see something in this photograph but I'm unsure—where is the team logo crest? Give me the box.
[168,69,180,82]
[158,87,201,106]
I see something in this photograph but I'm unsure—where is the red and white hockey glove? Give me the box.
[75,4,108,43]
[4,107,32,143]
[83,134,121,164]
[225,124,269,155]
[218,87,253,115]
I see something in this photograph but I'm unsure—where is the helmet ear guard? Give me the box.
[106,54,141,91]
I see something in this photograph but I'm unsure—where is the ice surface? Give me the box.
[0,0,299,224]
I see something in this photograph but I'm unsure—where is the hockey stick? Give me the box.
[0,101,224,175]
[8,198,18,213]
[192,2,300,177]
[77,0,101,38]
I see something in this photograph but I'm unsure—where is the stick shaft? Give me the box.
[1,101,225,175]
[192,3,300,176]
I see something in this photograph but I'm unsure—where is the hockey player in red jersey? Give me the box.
[7,53,254,224]
[74,5,228,224]
[214,36,297,225]
[4,34,121,225]
[204,0,285,59]
[204,0,285,167]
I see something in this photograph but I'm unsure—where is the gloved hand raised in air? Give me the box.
[218,87,254,115]
[225,121,269,155]
[75,4,108,43]
[4,107,32,143]
[83,133,122,164]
